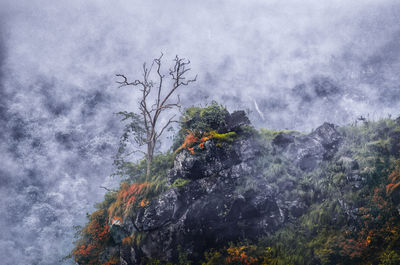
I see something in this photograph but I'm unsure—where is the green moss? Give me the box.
[259,128,299,140]
[209,130,237,142]
[134,231,147,246]
[241,125,258,136]
[170,178,190,188]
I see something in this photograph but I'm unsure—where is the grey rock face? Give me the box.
[273,122,342,171]
[110,222,128,244]
[118,120,343,264]
[118,137,279,263]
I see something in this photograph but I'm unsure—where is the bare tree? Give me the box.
[116,54,197,180]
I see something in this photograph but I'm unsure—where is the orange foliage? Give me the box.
[175,130,214,155]
[175,130,199,154]
[108,182,151,222]
[372,187,388,209]
[201,135,210,142]
[75,244,96,258]
[111,216,123,225]
[338,238,365,259]
[122,235,134,246]
[73,210,110,265]
[75,180,155,264]
[386,166,400,195]
[188,146,195,154]
[336,185,400,261]
[103,256,119,265]
[225,246,258,265]
[87,221,109,242]
[140,199,149,207]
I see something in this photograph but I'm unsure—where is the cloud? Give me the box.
[1,1,400,264]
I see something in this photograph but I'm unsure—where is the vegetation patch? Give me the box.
[170,178,190,188]
[73,210,111,265]
[71,109,400,265]
[175,130,237,155]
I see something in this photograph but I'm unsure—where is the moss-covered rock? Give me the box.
[72,110,400,265]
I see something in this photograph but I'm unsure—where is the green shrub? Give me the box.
[172,101,229,150]
[113,151,174,184]
[380,250,400,265]
[181,101,229,132]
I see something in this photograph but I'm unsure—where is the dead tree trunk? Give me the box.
[116,54,197,181]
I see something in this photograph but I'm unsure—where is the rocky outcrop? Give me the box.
[272,123,342,171]
[115,115,343,264]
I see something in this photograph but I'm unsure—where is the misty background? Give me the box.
[1,0,400,264]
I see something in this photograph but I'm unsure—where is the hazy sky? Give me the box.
[1,1,400,264]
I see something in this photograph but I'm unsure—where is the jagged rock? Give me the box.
[310,123,341,151]
[288,200,307,218]
[118,117,343,264]
[272,122,342,171]
[389,129,400,156]
[134,188,177,232]
[110,222,127,244]
[125,138,280,262]
[396,116,400,125]
[272,132,294,149]
[226,110,251,131]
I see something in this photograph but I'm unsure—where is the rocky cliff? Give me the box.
[72,105,400,265]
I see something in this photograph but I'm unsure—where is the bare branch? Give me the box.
[156,114,178,140]
[115,74,148,91]
[159,94,182,110]
[125,149,147,156]
[155,53,164,109]
[100,186,118,192]
[116,54,196,180]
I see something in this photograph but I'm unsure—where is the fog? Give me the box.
[1,1,400,264]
